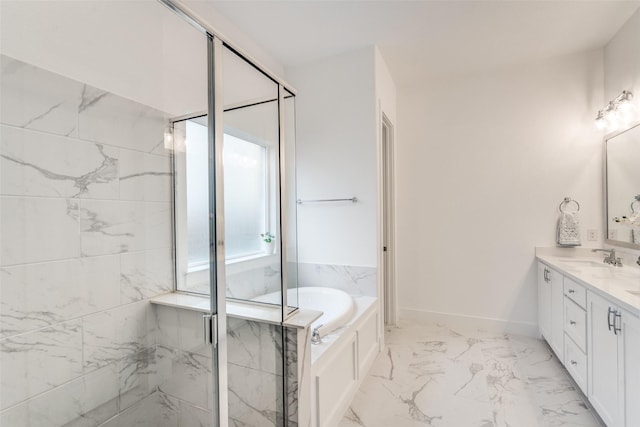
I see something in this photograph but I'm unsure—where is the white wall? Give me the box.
[604,8,640,111]
[286,47,378,267]
[396,50,604,332]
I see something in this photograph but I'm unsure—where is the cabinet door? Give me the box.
[587,291,621,426]
[538,263,552,340]
[549,267,564,360]
[621,310,640,427]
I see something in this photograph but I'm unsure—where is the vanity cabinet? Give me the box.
[587,291,640,427]
[538,258,640,427]
[538,263,564,360]
[563,278,588,394]
[587,291,622,426]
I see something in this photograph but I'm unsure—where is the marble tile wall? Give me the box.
[0,54,173,425]
[297,262,376,296]
[155,305,290,427]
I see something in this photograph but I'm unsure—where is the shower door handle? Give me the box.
[203,314,218,347]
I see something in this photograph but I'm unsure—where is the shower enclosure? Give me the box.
[0,1,298,426]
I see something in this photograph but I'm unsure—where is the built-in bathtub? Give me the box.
[253,286,356,338]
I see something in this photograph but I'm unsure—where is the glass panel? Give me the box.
[220,45,287,426]
[0,1,218,426]
[284,89,299,312]
[221,46,282,303]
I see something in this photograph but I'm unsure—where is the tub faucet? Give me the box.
[592,248,623,267]
[311,326,323,345]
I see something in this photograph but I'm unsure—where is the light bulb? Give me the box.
[606,110,620,131]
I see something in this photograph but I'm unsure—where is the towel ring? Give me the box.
[632,196,640,214]
[559,197,580,213]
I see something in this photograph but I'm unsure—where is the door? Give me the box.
[588,291,621,426]
[621,309,640,426]
[382,115,396,325]
[537,263,552,339]
[549,267,564,361]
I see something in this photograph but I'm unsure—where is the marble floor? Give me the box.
[339,318,604,427]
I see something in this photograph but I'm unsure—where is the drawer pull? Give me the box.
[570,360,578,366]
[568,289,575,294]
[569,320,576,325]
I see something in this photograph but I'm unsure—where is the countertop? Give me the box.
[536,247,640,315]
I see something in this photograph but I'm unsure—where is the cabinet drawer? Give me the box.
[564,334,587,395]
[564,278,586,309]
[564,297,586,352]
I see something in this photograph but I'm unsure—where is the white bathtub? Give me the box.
[253,287,355,338]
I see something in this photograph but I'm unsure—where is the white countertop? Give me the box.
[536,247,640,315]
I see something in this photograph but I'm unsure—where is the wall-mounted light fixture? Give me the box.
[595,90,634,131]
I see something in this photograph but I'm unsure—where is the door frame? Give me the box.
[379,112,397,327]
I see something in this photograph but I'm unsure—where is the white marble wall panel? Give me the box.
[226,264,282,300]
[119,347,158,412]
[228,363,283,427]
[0,55,176,426]
[178,400,213,427]
[155,305,210,357]
[0,255,120,338]
[78,86,168,156]
[82,301,155,372]
[121,248,173,304]
[119,149,172,202]
[297,262,376,296]
[0,54,81,137]
[0,320,83,410]
[1,364,119,427]
[100,392,179,427]
[79,200,171,256]
[0,197,80,266]
[156,345,212,410]
[227,317,282,375]
[0,125,119,199]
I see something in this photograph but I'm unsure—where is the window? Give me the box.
[174,117,275,295]
[222,133,268,260]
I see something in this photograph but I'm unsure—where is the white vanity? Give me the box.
[537,249,640,427]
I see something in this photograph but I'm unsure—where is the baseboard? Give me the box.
[399,307,539,337]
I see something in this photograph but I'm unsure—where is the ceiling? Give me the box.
[205,0,640,86]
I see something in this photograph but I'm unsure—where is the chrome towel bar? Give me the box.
[296,197,358,205]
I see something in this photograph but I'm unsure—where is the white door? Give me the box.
[537,263,552,340]
[382,115,396,326]
[588,291,621,426]
[621,309,640,426]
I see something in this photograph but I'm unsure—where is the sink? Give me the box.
[559,259,608,269]
[627,290,640,296]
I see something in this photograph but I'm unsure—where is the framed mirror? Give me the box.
[605,122,640,249]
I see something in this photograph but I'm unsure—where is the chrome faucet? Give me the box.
[592,248,623,267]
[311,326,323,345]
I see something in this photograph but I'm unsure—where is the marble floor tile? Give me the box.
[339,319,603,427]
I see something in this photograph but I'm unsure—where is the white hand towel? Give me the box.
[557,211,581,247]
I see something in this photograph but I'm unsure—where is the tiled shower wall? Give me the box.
[297,263,376,296]
[0,54,173,425]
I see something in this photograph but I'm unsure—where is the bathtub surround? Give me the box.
[0,55,173,424]
[297,263,377,297]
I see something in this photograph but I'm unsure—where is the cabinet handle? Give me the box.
[544,268,550,283]
[614,311,622,335]
[570,360,578,366]
[568,289,575,294]
[608,307,615,331]
[570,320,576,325]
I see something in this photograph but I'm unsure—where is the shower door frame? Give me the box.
[159,1,298,426]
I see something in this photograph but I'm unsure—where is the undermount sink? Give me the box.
[559,259,608,269]
[627,290,640,296]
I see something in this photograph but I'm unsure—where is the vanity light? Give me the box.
[595,90,634,131]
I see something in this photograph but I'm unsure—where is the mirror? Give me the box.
[606,123,640,249]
